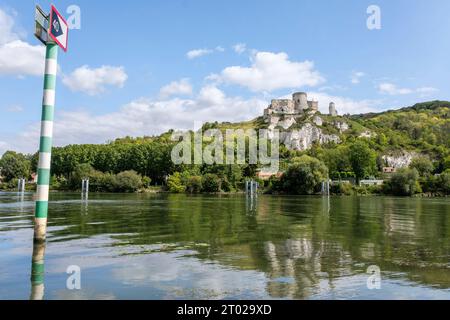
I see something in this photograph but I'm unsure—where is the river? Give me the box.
[0,192,449,299]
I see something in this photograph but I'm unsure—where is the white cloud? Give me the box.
[62,65,128,96]
[16,85,267,152]
[0,9,45,76]
[378,83,413,95]
[307,91,381,115]
[232,43,247,54]
[5,104,23,112]
[186,46,225,59]
[220,51,324,92]
[0,8,19,45]
[416,87,439,97]
[318,85,347,92]
[186,48,213,59]
[377,82,438,97]
[13,85,386,153]
[159,78,193,98]
[350,71,365,84]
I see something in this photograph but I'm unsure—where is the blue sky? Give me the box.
[0,0,449,154]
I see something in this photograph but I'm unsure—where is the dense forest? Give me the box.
[1,101,449,196]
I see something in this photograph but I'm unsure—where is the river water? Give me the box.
[0,192,449,299]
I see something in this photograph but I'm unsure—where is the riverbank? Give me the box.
[1,185,448,197]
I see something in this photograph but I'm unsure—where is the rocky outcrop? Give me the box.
[312,116,323,126]
[278,117,297,130]
[279,123,340,151]
[334,121,349,133]
[359,130,375,138]
[382,151,418,168]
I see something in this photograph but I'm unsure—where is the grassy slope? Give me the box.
[206,100,450,158]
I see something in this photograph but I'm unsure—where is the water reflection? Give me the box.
[30,242,46,300]
[1,193,449,299]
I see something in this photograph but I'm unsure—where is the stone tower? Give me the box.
[329,102,337,116]
[308,100,319,113]
[293,92,308,113]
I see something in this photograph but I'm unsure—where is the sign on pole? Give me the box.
[49,5,69,52]
[34,6,49,45]
[33,4,69,242]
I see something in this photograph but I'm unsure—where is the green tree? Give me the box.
[387,168,422,196]
[349,141,377,183]
[435,171,450,194]
[444,156,450,171]
[319,146,351,176]
[281,155,328,195]
[410,157,434,176]
[0,151,31,182]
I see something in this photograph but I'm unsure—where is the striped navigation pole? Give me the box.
[33,5,69,242]
[34,43,57,242]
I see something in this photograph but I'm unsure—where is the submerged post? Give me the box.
[18,178,25,193]
[81,179,89,200]
[34,43,58,243]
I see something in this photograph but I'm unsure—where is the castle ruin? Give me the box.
[263,92,338,129]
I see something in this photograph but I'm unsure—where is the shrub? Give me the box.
[50,176,64,190]
[142,176,152,188]
[386,168,422,196]
[97,173,117,192]
[281,155,328,194]
[167,172,185,193]
[220,176,233,192]
[331,182,354,195]
[186,176,202,193]
[202,174,221,193]
[114,170,143,192]
[266,176,283,193]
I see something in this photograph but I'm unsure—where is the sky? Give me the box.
[0,0,449,154]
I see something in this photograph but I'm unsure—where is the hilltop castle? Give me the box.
[263,92,338,126]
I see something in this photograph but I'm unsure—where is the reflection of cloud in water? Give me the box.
[310,273,450,300]
[112,251,271,299]
[54,289,116,300]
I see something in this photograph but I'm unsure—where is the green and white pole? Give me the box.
[34,43,58,243]
[30,242,46,300]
